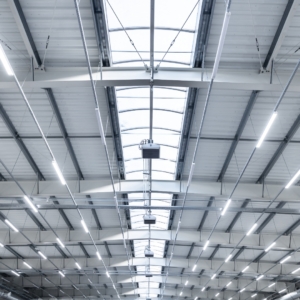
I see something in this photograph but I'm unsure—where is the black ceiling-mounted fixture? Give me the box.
[139,139,160,159]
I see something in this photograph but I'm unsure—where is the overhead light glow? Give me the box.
[203,240,209,250]
[192,264,197,271]
[81,220,89,233]
[11,270,20,277]
[0,243,4,247]
[229,298,232,300]
[256,112,277,148]
[0,44,14,75]
[38,251,47,260]
[5,219,19,232]
[185,281,188,286]
[240,288,245,293]
[226,282,232,287]
[265,242,276,252]
[211,274,216,280]
[221,199,231,216]
[52,160,66,185]
[246,223,257,236]
[88,279,92,284]
[257,275,264,281]
[23,261,32,269]
[194,297,197,300]
[96,251,102,260]
[279,289,286,294]
[242,266,249,273]
[180,292,182,296]
[106,271,110,278]
[285,169,300,189]
[73,285,79,290]
[58,271,65,277]
[201,287,205,292]
[215,293,219,297]
[292,268,300,274]
[75,262,81,270]
[23,196,38,213]
[268,283,275,288]
[97,291,101,295]
[113,284,116,290]
[280,256,291,264]
[56,238,65,248]
[251,294,257,298]
[225,254,232,262]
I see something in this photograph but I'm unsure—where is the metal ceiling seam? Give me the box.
[73,0,136,295]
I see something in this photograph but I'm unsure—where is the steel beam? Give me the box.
[4,246,24,259]
[208,244,220,260]
[226,199,251,233]
[44,88,84,180]
[218,91,259,182]
[283,219,300,236]
[255,202,286,234]
[0,103,45,180]
[7,0,42,68]
[257,114,300,183]
[52,199,74,231]
[87,196,102,230]
[186,243,195,259]
[54,243,68,259]
[231,246,245,261]
[79,242,90,258]
[0,173,6,181]
[263,0,300,70]
[197,197,214,231]
[104,241,112,258]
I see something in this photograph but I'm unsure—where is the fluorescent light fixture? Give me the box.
[226,282,232,287]
[117,295,120,299]
[106,271,110,277]
[203,240,209,250]
[56,238,65,248]
[5,219,19,232]
[279,289,286,294]
[215,293,219,297]
[280,256,291,264]
[52,160,66,185]
[38,251,47,260]
[225,254,232,262]
[58,271,65,277]
[187,163,195,187]
[251,294,257,298]
[81,219,89,233]
[211,274,216,280]
[242,266,249,273]
[221,199,231,216]
[256,112,277,148]
[256,275,264,281]
[97,291,101,295]
[73,285,79,290]
[201,287,205,292]
[113,284,116,289]
[246,223,257,236]
[292,267,300,274]
[194,297,197,300]
[11,270,20,277]
[180,292,182,296]
[95,108,106,146]
[75,262,81,270]
[23,196,38,213]
[185,281,188,286]
[268,283,275,288]
[229,298,232,300]
[96,251,102,260]
[192,264,197,271]
[211,11,231,79]
[0,243,4,247]
[285,169,300,189]
[88,279,92,284]
[0,44,14,75]
[240,288,245,293]
[45,278,51,283]
[23,261,32,269]
[265,242,276,252]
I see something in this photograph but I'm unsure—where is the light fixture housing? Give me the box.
[23,261,32,269]
[256,112,277,148]
[292,267,300,274]
[192,264,197,271]
[265,242,276,252]
[279,289,286,294]
[251,294,257,298]
[5,219,19,232]
[256,275,264,281]
[211,274,216,280]
[56,238,65,248]
[268,283,275,288]
[24,196,38,213]
[11,270,20,277]
[246,223,257,236]
[203,240,209,250]
[38,251,47,260]
[225,254,232,262]
[242,266,249,273]
[143,214,156,224]
[106,271,110,278]
[75,262,81,270]
[201,287,205,292]
[185,281,188,286]
[58,271,65,277]
[280,256,291,264]
[81,219,89,233]
[52,160,66,185]
[96,251,102,260]
[286,169,300,189]
[221,199,231,216]
[0,44,14,75]
[240,288,245,293]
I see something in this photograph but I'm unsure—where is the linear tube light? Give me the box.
[0,243,4,247]
[265,242,276,252]
[246,223,257,236]
[96,251,102,260]
[285,169,300,189]
[23,262,32,269]
[73,285,79,290]
[268,283,275,288]
[180,292,182,296]
[81,220,89,233]
[192,264,197,271]
[38,251,47,260]
[95,108,106,146]
[211,274,216,280]
[194,297,197,300]
[5,219,19,232]
[11,270,20,277]
[225,254,232,262]
[187,163,195,187]
[75,262,81,270]
[257,275,264,281]
[185,281,188,286]
[251,294,257,298]
[23,196,38,213]
[88,279,92,284]
[201,287,205,292]
[240,288,245,293]
[292,268,300,274]
[52,160,66,185]
[226,282,232,287]
[203,240,209,250]
[56,238,65,248]
[280,256,291,264]
[256,112,277,148]
[221,199,231,216]
[215,293,219,297]
[211,11,231,79]
[0,44,14,75]
[279,289,286,294]
[97,291,101,295]
[242,266,249,273]
[229,298,232,300]
[106,271,110,278]
[58,271,65,277]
